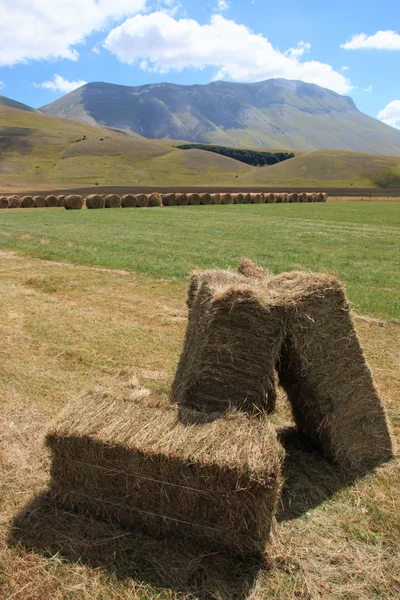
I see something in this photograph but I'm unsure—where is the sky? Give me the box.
[0,0,399,127]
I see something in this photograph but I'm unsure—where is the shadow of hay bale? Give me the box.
[8,491,263,600]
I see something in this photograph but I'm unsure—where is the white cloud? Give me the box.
[36,74,87,93]
[377,100,400,129]
[341,30,400,50]
[341,65,350,71]
[364,85,373,92]
[215,0,230,12]
[104,13,353,94]
[0,81,5,90]
[0,0,147,67]
[285,41,311,59]
[92,46,101,55]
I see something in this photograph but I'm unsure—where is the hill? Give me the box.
[40,79,400,155]
[0,105,251,192]
[0,94,36,113]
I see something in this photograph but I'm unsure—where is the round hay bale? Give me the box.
[21,196,35,208]
[265,193,276,204]
[162,193,177,206]
[0,196,9,209]
[149,193,162,207]
[33,196,46,207]
[251,193,263,204]
[105,194,121,208]
[8,195,21,208]
[187,193,201,205]
[45,195,58,207]
[290,193,299,203]
[300,192,308,203]
[275,194,284,203]
[177,193,189,206]
[64,195,84,210]
[283,193,290,203]
[57,195,66,207]
[211,193,222,205]
[136,194,149,208]
[86,194,105,209]
[244,193,252,204]
[317,192,327,202]
[233,193,245,204]
[200,193,212,205]
[222,193,233,204]
[121,194,137,207]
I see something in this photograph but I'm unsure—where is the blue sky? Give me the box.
[1,0,399,126]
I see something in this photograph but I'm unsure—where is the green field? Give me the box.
[0,201,398,321]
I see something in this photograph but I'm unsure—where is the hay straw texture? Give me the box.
[86,194,105,209]
[265,193,276,204]
[33,196,46,208]
[8,195,21,208]
[105,194,121,208]
[244,193,252,204]
[171,269,285,416]
[233,193,245,204]
[187,193,201,205]
[45,393,284,557]
[162,193,177,207]
[318,192,328,202]
[149,193,162,207]
[177,193,189,206]
[64,195,84,210]
[121,194,137,208]
[290,193,299,203]
[45,195,58,207]
[200,193,212,205]
[275,194,284,204]
[136,194,149,208]
[57,195,65,207]
[21,196,35,208]
[0,196,9,208]
[222,193,233,205]
[211,193,222,205]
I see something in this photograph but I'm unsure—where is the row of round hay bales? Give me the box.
[0,195,67,208]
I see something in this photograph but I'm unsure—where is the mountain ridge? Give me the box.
[39,79,400,155]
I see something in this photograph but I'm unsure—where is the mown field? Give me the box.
[1,201,399,599]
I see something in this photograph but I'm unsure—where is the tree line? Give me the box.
[175,143,295,166]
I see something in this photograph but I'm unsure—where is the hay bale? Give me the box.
[136,194,149,208]
[0,196,9,209]
[299,192,308,203]
[46,392,284,558]
[33,196,46,208]
[171,269,285,416]
[45,195,58,207]
[64,195,84,210]
[289,193,299,203]
[233,193,245,204]
[251,193,264,204]
[238,258,270,280]
[8,195,21,208]
[105,194,121,208]
[265,193,276,204]
[275,194,284,203]
[187,193,201,205]
[222,193,233,204]
[200,193,212,205]
[86,194,105,209]
[21,196,35,208]
[307,193,316,202]
[282,193,290,203]
[149,193,162,207]
[121,194,137,208]
[244,193,252,204]
[211,193,222,205]
[57,195,66,207]
[177,193,189,206]
[317,192,328,202]
[162,193,178,206]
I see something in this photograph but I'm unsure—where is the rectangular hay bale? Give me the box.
[45,393,284,557]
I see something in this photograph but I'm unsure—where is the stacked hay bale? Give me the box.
[105,194,121,208]
[222,193,233,204]
[177,193,189,206]
[121,194,137,207]
[86,194,105,209]
[34,196,46,207]
[0,197,9,209]
[171,269,285,416]
[136,194,149,208]
[211,193,222,205]
[233,193,245,204]
[57,195,66,207]
[187,193,201,205]
[64,195,84,210]
[46,391,284,557]
[8,195,21,208]
[21,196,35,208]
[162,193,177,206]
[149,193,162,207]
[46,195,58,207]
[200,193,212,205]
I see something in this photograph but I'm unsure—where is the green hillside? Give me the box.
[0,94,36,113]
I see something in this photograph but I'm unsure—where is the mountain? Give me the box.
[40,79,400,155]
[0,94,36,112]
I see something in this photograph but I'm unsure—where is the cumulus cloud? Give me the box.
[104,13,352,94]
[0,81,5,90]
[215,0,230,12]
[363,85,373,92]
[377,100,400,129]
[341,30,400,50]
[36,74,87,93]
[0,0,147,67]
[341,65,350,71]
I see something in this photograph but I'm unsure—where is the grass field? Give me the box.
[0,202,398,321]
[1,201,399,599]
